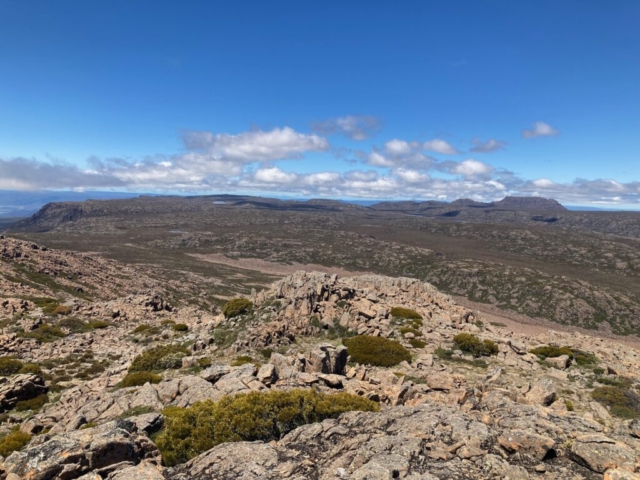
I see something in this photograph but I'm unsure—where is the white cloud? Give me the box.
[522,121,559,139]
[367,151,395,167]
[384,139,412,155]
[470,138,507,153]
[253,167,298,184]
[393,168,430,184]
[2,124,640,208]
[311,115,381,140]
[452,159,493,177]
[182,127,329,162]
[422,139,459,155]
[532,178,555,188]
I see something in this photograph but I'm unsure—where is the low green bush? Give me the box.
[529,346,598,366]
[435,347,488,368]
[197,357,212,368]
[0,356,23,376]
[591,385,640,419]
[343,335,411,367]
[0,428,32,457]
[222,298,253,318]
[120,405,156,419]
[231,355,253,367]
[18,324,66,343]
[121,371,162,387]
[530,345,573,359]
[129,344,189,373]
[88,320,111,329]
[15,393,48,412]
[390,307,422,321]
[408,338,426,349]
[172,323,189,332]
[453,333,498,357]
[18,363,43,375]
[155,389,379,466]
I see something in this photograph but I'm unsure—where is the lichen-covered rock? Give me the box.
[2,419,160,480]
[0,374,48,413]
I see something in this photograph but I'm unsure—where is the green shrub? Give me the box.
[131,324,162,336]
[213,328,237,347]
[25,297,60,315]
[88,320,111,329]
[565,400,575,411]
[58,317,87,333]
[572,350,599,366]
[121,371,162,387]
[529,345,573,359]
[231,355,253,367]
[173,323,189,332]
[593,367,605,375]
[129,344,189,373]
[120,405,156,419]
[0,428,32,457]
[15,393,48,412]
[390,307,422,320]
[529,346,598,366]
[592,385,640,419]
[197,357,212,368]
[596,376,632,388]
[18,363,43,375]
[222,298,253,318]
[0,357,23,376]
[453,333,498,357]
[343,335,411,367]
[400,326,422,337]
[408,338,426,349]
[18,324,66,343]
[155,389,378,466]
[435,347,487,368]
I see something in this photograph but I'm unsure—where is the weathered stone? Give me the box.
[3,419,159,480]
[525,377,556,406]
[570,434,636,473]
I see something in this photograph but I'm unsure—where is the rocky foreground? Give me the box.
[1,237,640,479]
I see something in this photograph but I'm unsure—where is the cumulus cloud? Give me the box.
[522,121,559,139]
[470,138,508,153]
[2,125,639,208]
[452,159,494,177]
[182,127,328,161]
[366,140,435,170]
[532,178,555,188]
[422,139,459,155]
[311,115,381,140]
[0,158,125,190]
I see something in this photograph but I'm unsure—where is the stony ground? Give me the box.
[1,237,640,479]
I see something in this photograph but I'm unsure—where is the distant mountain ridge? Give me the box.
[7,193,640,238]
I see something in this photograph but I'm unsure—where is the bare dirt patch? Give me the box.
[189,253,371,279]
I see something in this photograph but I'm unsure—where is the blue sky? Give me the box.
[1,0,639,206]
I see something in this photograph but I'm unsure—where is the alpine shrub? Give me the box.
[129,344,189,372]
[222,298,253,318]
[453,333,498,357]
[155,389,378,466]
[343,335,411,367]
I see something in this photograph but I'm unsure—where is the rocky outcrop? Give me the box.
[0,374,47,413]
[165,400,638,480]
[1,419,159,480]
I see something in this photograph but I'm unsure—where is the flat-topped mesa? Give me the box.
[493,195,567,211]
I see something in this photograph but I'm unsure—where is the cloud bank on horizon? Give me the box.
[0,116,638,207]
